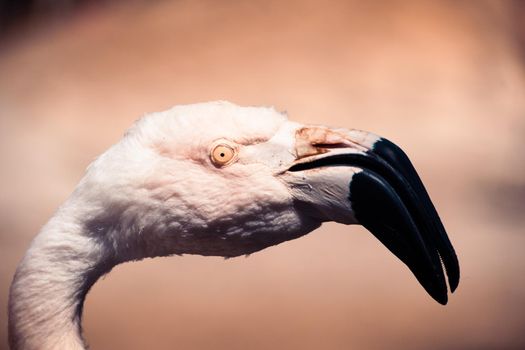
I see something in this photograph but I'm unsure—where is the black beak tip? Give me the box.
[347,137,459,305]
[436,294,448,305]
[372,137,460,294]
[373,137,460,289]
[450,281,459,293]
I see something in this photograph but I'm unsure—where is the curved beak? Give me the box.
[283,126,460,305]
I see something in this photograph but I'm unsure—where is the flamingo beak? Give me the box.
[284,127,460,305]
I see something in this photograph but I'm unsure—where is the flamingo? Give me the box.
[8,101,459,349]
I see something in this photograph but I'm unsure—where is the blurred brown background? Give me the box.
[1,0,525,349]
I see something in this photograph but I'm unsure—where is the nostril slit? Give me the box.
[313,142,349,149]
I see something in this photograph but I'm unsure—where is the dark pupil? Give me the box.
[220,153,225,157]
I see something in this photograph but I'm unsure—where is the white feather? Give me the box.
[8,101,321,349]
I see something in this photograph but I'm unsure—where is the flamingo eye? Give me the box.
[211,143,236,167]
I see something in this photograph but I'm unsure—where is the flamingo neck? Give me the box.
[8,208,115,350]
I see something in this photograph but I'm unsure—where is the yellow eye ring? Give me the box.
[210,143,236,167]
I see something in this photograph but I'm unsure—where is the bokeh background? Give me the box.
[1,0,525,349]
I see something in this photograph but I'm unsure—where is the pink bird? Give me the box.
[9,101,459,349]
